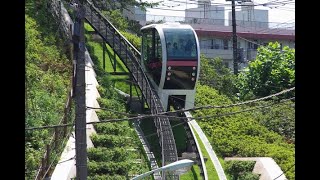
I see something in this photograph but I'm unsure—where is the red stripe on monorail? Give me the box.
[167,60,197,66]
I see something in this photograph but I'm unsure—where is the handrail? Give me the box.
[83,2,179,178]
[85,0,141,56]
[84,0,159,114]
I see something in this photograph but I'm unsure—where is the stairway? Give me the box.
[83,1,179,179]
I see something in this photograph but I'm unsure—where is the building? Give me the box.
[186,0,294,70]
[185,0,225,26]
[192,23,295,70]
[123,6,147,25]
[227,0,269,28]
[122,0,295,71]
[123,6,184,26]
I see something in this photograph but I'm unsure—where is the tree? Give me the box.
[199,55,237,100]
[91,0,158,32]
[251,100,295,143]
[101,9,128,31]
[225,160,258,180]
[236,42,295,100]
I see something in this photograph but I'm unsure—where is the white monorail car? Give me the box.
[140,22,200,111]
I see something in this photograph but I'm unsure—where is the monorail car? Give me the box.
[140,22,200,111]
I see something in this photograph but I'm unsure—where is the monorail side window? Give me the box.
[142,29,152,66]
[142,28,163,85]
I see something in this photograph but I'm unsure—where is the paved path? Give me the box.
[51,48,100,179]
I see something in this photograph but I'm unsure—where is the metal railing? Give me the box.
[84,1,179,179]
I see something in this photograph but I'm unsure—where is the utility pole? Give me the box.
[73,0,87,179]
[228,0,239,74]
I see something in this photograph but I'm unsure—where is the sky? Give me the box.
[142,0,295,26]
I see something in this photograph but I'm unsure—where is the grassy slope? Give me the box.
[85,23,151,178]
[25,1,73,179]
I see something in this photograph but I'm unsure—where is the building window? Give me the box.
[223,39,228,49]
[253,40,258,49]
[212,39,223,49]
[248,40,258,50]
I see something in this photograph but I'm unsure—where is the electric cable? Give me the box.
[25,95,294,131]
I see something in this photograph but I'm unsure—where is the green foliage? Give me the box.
[96,76,116,98]
[96,98,127,120]
[88,147,130,162]
[120,30,142,50]
[102,10,128,31]
[85,22,151,178]
[225,160,257,180]
[94,123,130,136]
[92,0,159,12]
[88,174,126,180]
[236,42,295,100]
[170,120,187,156]
[88,161,131,176]
[238,172,260,180]
[193,84,295,179]
[127,19,143,36]
[84,28,128,74]
[251,100,295,143]
[192,126,219,179]
[199,55,237,99]
[91,134,133,148]
[25,2,72,178]
[180,165,200,180]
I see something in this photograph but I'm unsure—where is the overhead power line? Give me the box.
[25,89,295,131]
[151,0,294,11]
[143,96,295,138]
[85,64,294,110]
[185,87,295,112]
[26,97,294,132]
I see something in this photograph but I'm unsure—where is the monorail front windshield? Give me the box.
[163,28,197,60]
[163,28,198,90]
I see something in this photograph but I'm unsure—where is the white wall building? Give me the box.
[227,1,269,28]
[185,0,225,25]
[123,6,147,25]
[123,6,184,26]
